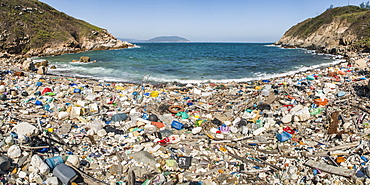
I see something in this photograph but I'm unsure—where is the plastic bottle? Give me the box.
[261,89,270,96]
[150,91,159,97]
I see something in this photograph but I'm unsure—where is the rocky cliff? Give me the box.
[275,6,370,55]
[0,0,134,57]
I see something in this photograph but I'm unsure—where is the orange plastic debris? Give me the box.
[314,98,328,106]
[151,121,165,128]
[336,156,346,163]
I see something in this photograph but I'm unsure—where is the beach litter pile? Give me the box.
[0,56,369,184]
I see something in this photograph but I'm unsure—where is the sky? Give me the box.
[39,0,367,42]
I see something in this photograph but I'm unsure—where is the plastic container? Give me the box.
[276,131,292,142]
[111,113,128,122]
[150,91,159,97]
[314,98,328,106]
[171,120,184,130]
[42,88,52,95]
[73,88,81,93]
[306,75,315,80]
[337,91,346,97]
[45,156,64,169]
[0,155,10,174]
[35,100,43,105]
[261,89,270,96]
[177,156,192,169]
[53,163,77,185]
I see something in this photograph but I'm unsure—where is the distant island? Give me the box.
[120,36,190,43]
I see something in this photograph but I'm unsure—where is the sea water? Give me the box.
[38,43,344,84]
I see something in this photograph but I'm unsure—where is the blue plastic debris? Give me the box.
[171,120,184,130]
[111,113,128,122]
[276,131,292,142]
[337,91,346,97]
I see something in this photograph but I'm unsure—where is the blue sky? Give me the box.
[40,0,366,42]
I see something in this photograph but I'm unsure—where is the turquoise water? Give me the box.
[38,43,343,84]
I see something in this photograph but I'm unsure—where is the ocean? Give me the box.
[37,43,344,84]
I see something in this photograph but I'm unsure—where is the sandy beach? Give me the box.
[0,53,369,184]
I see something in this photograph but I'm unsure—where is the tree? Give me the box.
[327,4,334,10]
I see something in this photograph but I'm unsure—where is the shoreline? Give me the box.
[0,49,369,184]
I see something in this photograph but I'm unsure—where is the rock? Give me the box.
[30,155,50,175]
[22,60,36,71]
[50,65,57,69]
[34,60,48,67]
[354,58,368,70]
[128,151,158,169]
[0,155,11,174]
[282,114,293,123]
[37,66,47,75]
[0,85,6,93]
[13,71,24,76]
[111,113,128,122]
[66,155,80,167]
[79,56,90,63]
[29,172,44,184]
[15,122,39,137]
[7,145,21,158]
[58,112,69,119]
[0,53,9,58]
[97,129,107,137]
[71,59,78,63]
[294,107,311,121]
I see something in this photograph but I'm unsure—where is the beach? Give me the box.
[0,53,369,184]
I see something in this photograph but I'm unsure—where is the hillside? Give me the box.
[275,6,370,54]
[0,0,134,57]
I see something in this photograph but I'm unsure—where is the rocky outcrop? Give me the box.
[275,6,370,55]
[0,0,134,57]
[79,56,90,63]
[26,30,135,56]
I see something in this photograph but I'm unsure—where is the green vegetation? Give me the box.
[285,6,368,38]
[0,0,104,54]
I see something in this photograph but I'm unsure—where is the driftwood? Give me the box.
[328,111,340,134]
[305,160,354,177]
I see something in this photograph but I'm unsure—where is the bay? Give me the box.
[38,43,343,84]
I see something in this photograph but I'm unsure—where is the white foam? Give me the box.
[135,58,346,84]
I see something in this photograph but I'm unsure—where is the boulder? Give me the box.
[37,66,47,75]
[71,59,78,63]
[15,122,39,137]
[79,56,90,63]
[353,58,367,70]
[22,60,36,71]
[34,60,49,67]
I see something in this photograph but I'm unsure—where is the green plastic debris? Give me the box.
[306,75,315,80]
[195,119,206,126]
[176,112,189,119]
[310,108,324,115]
[45,92,56,96]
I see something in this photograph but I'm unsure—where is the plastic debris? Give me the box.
[0,56,368,184]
